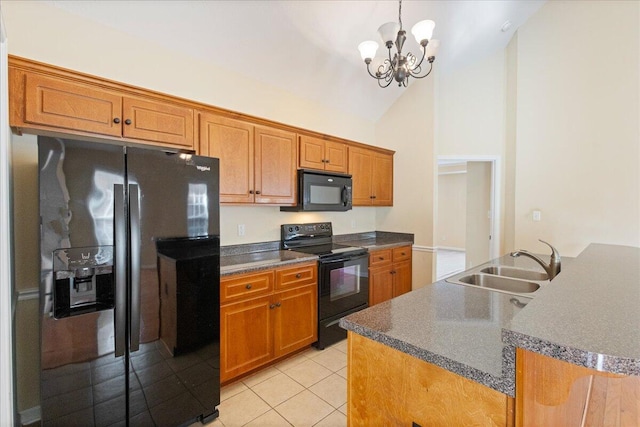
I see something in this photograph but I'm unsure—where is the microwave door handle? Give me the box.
[341,185,348,206]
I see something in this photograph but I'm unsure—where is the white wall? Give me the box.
[514,0,640,256]
[375,77,436,287]
[436,166,466,250]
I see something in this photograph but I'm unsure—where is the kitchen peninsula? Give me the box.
[340,243,640,426]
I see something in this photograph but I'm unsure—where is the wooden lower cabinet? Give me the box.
[348,332,514,426]
[220,263,317,383]
[368,245,413,306]
[516,348,640,426]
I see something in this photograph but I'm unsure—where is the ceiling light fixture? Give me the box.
[358,0,439,88]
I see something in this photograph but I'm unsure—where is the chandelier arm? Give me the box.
[366,62,381,80]
[378,75,394,88]
[410,60,434,79]
[408,45,428,76]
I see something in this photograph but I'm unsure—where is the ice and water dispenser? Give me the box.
[52,246,115,318]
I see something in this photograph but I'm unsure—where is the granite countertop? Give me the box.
[220,231,414,276]
[341,243,640,396]
[503,244,640,376]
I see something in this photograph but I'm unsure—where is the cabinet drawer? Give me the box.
[221,271,274,304]
[276,263,317,290]
[392,246,412,262]
[369,249,392,267]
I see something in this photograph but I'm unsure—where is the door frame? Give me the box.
[437,155,501,260]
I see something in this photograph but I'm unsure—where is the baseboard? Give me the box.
[19,406,40,427]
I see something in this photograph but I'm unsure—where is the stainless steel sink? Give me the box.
[445,263,550,297]
[457,274,541,294]
[480,265,548,281]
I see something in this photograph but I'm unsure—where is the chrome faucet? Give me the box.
[510,239,561,280]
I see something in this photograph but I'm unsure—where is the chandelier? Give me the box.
[358,0,439,88]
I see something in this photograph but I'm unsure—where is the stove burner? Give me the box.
[281,222,366,258]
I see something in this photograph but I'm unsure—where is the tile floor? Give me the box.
[436,249,466,280]
[204,340,348,427]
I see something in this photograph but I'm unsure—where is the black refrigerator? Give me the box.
[38,136,220,426]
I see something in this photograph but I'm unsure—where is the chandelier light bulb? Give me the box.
[425,39,440,58]
[358,41,379,61]
[378,22,400,47]
[411,20,435,45]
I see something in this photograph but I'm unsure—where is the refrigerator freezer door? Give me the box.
[126,148,221,424]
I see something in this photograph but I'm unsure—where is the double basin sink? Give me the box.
[445,264,550,297]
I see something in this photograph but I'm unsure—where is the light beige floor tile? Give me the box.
[216,389,270,427]
[244,409,292,427]
[275,390,334,427]
[242,366,280,388]
[330,340,347,354]
[309,348,347,372]
[336,366,347,379]
[220,380,248,402]
[308,374,347,408]
[313,410,347,427]
[338,403,347,415]
[282,359,332,388]
[252,372,305,407]
[275,352,310,372]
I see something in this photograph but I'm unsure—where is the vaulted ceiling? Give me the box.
[46,0,545,122]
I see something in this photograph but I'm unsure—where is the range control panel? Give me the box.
[281,222,333,242]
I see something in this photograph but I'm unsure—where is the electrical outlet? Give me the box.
[237,224,245,236]
[351,220,357,229]
[533,210,541,222]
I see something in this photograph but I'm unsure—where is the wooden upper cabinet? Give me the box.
[348,146,393,206]
[254,126,297,205]
[299,135,347,173]
[200,113,254,203]
[199,113,296,205]
[12,66,195,150]
[121,96,194,148]
[23,73,123,137]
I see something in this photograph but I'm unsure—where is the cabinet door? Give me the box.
[254,126,297,205]
[369,265,394,306]
[372,152,393,206]
[24,73,122,137]
[220,296,273,382]
[200,113,255,203]
[273,285,318,358]
[392,260,412,298]
[348,147,374,206]
[122,96,194,148]
[298,135,326,170]
[324,140,348,173]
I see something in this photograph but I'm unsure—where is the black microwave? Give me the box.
[281,170,352,212]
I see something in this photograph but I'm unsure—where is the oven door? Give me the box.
[318,252,369,320]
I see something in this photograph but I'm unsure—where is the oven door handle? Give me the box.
[321,253,368,264]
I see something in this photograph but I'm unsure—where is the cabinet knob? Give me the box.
[391,271,396,275]
[401,252,406,256]
[295,273,302,279]
[113,118,121,124]
[270,304,276,309]
[255,190,261,195]
[378,256,384,260]
[245,284,252,290]
[372,195,377,199]
[124,119,132,125]
[325,159,330,163]
[249,190,254,194]
[275,302,281,307]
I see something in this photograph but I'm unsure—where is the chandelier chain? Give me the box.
[398,0,403,30]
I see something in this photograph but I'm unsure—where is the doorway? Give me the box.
[436,156,501,280]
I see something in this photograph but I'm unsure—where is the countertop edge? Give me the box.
[340,316,516,397]
[502,329,640,376]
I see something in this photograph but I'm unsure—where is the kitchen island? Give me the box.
[340,243,640,426]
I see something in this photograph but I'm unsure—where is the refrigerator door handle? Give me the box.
[114,184,127,357]
[129,184,141,352]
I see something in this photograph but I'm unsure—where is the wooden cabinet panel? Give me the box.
[24,73,122,137]
[122,97,194,148]
[372,152,393,206]
[275,263,317,291]
[220,270,274,304]
[273,285,318,358]
[349,146,374,205]
[220,295,273,382]
[516,348,639,427]
[254,126,297,205]
[298,135,348,173]
[200,113,254,203]
[220,262,318,383]
[369,245,412,306]
[348,333,513,426]
[392,260,412,297]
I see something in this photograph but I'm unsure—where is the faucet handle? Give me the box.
[538,239,560,262]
